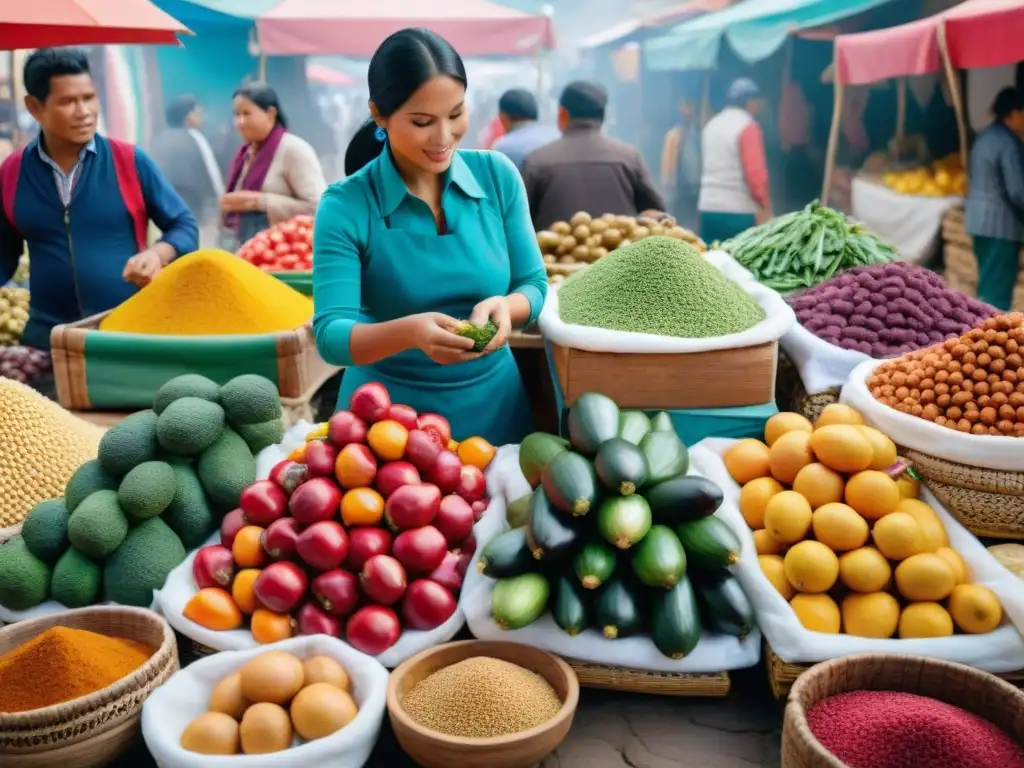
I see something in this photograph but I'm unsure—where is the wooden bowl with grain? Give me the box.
[386,639,579,768]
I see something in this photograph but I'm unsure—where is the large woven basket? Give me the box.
[0,606,178,766]
[775,348,840,422]
[782,653,1024,767]
[902,449,1024,539]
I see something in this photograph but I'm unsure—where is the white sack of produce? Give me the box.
[782,323,873,393]
[142,635,388,768]
[690,438,1024,670]
[842,359,1024,472]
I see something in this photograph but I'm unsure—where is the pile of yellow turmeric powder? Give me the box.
[99,249,313,336]
[0,626,155,712]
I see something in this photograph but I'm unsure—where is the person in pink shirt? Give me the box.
[697,78,771,243]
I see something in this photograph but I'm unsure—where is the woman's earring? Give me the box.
[374,126,387,143]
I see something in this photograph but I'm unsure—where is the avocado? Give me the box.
[198,428,257,509]
[162,463,216,550]
[64,459,119,511]
[236,418,286,454]
[156,397,226,456]
[97,409,160,476]
[219,374,282,426]
[103,517,187,607]
[117,461,177,521]
[21,498,70,564]
[0,536,51,610]
[51,547,102,608]
[153,373,220,415]
[67,490,129,559]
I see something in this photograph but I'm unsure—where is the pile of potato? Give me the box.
[0,285,29,346]
[539,212,704,284]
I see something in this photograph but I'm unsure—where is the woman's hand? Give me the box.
[221,191,263,213]
[470,296,512,354]
[408,313,478,365]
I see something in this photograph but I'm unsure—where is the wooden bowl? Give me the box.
[387,640,579,768]
[0,606,179,767]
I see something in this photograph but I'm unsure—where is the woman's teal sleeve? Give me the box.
[312,185,364,367]
[492,153,548,325]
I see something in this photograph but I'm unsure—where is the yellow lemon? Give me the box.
[838,547,892,593]
[809,425,873,474]
[739,476,784,529]
[763,491,813,544]
[898,602,954,638]
[845,470,901,521]
[753,529,788,556]
[896,498,949,551]
[759,554,793,600]
[842,592,900,638]
[792,463,844,510]
[814,403,865,428]
[948,584,1003,634]
[764,412,813,447]
[724,439,771,485]
[784,541,840,594]
[872,512,925,561]
[935,546,968,585]
[854,425,898,471]
[812,503,870,552]
[768,431,815,484]
[790,594,841,633]
[894,553,956,601]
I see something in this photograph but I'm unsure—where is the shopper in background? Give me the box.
[965,87,1024,310]
[698,78,770,243]
[522,80,665,230]
[660,98,701,229]
[491,89,559,172]
[221,82,326,248]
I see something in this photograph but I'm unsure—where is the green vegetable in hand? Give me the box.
[453,319,499,352]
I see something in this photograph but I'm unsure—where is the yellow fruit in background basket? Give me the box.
[768,431,815,484]
[898,602,954,638]
[842,592,900,638]
[812,503,869,552]
[759,554,794,599]
[724,439,772,484]
[764,412,813,447]
[809,426,873,474]
[792,463,844,509]
[854,425,897,471]
[895,475,920,499]
[790,593,841,633]
[815,404,865,428]
[784,541,840,593]
[936,546,968,585]
[873,512,926,561]
[839,547,892,593]
[895,553,956,601]
[845,470,901,521]
[897,498,948,551]
[764,491,813,543]
[739,476,784,529]
[754,529,788,556]
[948,584,1003,634]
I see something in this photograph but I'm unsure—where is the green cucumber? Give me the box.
[519,433,569,488]
[695,572,755,639]
[542,451,599,517]
[650,411,676,433]
[526,489,580,561]
[506,492,533,529]
[491,572,550,630]
[477,527,534,578]
[594,438,648,496]
[675,516,741,570]
[617,410,652,445]
[572,539,617,589]
[552,574,588,636]
[597,495,652,550]
[566,392,620,454]
[651,577,702,659]
[645,475,724,526]
[631,525,687,589]
[594,578,643,639]
[639,431,689,488]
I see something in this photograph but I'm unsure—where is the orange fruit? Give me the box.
[233,526,268,568]
[251,609,295,644]
[183,588,243,631]
[367,420,409,461]
[458,436,496,471]
[334,443,378,489]
[288,445,306,462]
[341,487,385,526]
[232,568,262,614]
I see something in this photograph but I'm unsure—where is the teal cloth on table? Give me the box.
[973,235,1019,311]
[699,212,756,244]
[312,148,548,447]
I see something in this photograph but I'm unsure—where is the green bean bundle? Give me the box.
[721,201,896,292]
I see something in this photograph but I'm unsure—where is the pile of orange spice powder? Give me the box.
[0,626,155,712]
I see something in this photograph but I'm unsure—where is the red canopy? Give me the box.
[835,0,1024,85]
[0,0,190,49]
[306,63,355,86]
[256,0,555,57]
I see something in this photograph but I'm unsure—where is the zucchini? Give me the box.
[526,489,580,561]
[650,411,676,433]
[645,475,724,526]
[519,432,569,488]
[506,491,533,529]
[566,392,620,454]
[617,410,652,445]
[477,527,534,578]
[675,516,741,570]
[631,525,687,589]
[491,572,549,630]
[639,431,689,488]
[594,578,643,639]
[695,572,755,639]
[651,577,702,659]
[596,495,652,550]
[572,539,617,589]
[552,574,588,636]
[542,451,599,517]
[594,438,648,496]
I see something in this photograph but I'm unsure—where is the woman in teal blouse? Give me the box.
[312,28,548,446]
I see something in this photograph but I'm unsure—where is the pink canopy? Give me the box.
[257,0,556,57]
[0,0,189,48]
[836,0,1024,85]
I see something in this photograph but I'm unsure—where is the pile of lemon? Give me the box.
[723,403,1002,640]
[882,153,965,197]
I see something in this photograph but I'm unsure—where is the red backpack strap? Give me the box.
[0,148,24,235]
[108,138,148,252]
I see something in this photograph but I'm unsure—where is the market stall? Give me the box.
[0,0,191,48]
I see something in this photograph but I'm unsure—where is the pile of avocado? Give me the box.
[0,373,287,612]
[481,393,755,660]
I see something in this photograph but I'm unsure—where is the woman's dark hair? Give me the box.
[993,87,1024,121]
[166,94,198,127]
[233,82,288,130]
[344,28,467,177]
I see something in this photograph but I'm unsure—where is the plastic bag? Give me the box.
[841,359,1024,471]
[780,321,874,394]
[689,438,1024,670]
[461,448,762,673]
[142,635,388,768]
[538,250,796,354]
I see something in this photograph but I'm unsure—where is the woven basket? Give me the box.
[565,660,730,697]
[0,606,179,766]
[781,653,1024,767]
[775,348,841,422]
[902,449,1024,539]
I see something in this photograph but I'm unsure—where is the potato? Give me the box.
[560,255,576,264]
[556,236,577,256]
[585,234,602,248]
[569,211,592,227]
[615,215,635,231]
[571,244,590,261]
[619,239,632,248]
[589,219,609,234]
[572,225,590,241]
[542,254,556,264]
[632,226,651,240]
[636,216,659,229]
[537,230,561,252]
[650,225,665,236]
[602,229,623,248]
[590,246,609,261]
[601,212,617,222]
[551,221,572,235]
[668,226,689,239]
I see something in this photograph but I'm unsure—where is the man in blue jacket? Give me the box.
[0,48,198,350]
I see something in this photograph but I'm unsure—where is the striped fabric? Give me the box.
[965,123,1024,242]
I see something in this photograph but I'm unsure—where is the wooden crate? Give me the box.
[566,659,730,697]
[548,339,777,409]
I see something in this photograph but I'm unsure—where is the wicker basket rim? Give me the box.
[0,606,175,728]
[904,448,1024,480]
